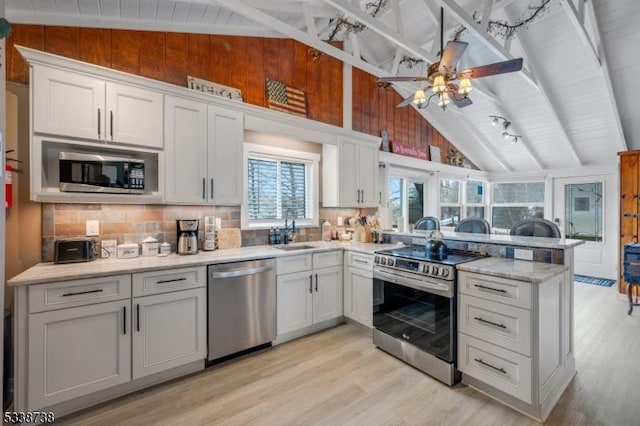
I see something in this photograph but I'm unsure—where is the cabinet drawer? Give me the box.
[459,333,532,403]
[313,250,342,269]
[459,271,532,309]
[458,294,531,356]
[29,274,131,313]
[132,266,206,297]
[277,254,313,275]
[345,251,373,270]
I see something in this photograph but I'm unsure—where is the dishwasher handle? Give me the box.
[209,265,272,279]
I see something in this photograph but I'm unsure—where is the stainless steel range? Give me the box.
[372,246,479,385]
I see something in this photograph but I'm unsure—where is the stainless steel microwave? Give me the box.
[59,152,145,194]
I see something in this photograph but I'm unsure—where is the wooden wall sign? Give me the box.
[390,141,428,160]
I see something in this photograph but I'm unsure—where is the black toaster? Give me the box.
[53,238,98,264]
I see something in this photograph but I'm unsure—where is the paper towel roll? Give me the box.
[378,208,392,230]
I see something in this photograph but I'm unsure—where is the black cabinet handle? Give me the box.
[202,178,206,199]
[157,277,187,284]
[123,306,127,335]
[474,284,507,294]
[136,304,140,332]
[315,273,318,292]
[62,289,104,297]
[361,189,364,203]
[379,191,382,204]
[474,316,507,329]
[474,358,506,374]
[97,109,101,138]
[110,110,114,138]
[309,274,313,294]
[210,178,214,199]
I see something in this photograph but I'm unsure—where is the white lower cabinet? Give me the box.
[28,299,131,409]
[276,252,342,336]
[21,266,207,411]
[343,252,374,328]
[132,288,207,379]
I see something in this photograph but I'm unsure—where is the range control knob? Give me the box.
[431,266,439,276]
[422,264,430,274]
[441,268,450,277]
[381,257,387,265]
[374,256,380,264]
[388,258,395,267]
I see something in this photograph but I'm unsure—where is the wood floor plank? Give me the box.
[59,283,640,425]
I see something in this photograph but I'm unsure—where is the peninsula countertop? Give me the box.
[457,256,568,283]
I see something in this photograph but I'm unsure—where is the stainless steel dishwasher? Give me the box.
[207,258,276,363]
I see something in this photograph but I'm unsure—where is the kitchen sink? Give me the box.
[274,245,315,251]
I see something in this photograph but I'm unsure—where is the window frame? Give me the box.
[464,179,486,219]
[439,178,462,229]
[489,180,545,231]
[387,167,429,231]
[242,143,320,230]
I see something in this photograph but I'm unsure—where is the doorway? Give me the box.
[552,174,617,279]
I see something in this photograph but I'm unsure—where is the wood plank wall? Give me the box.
[5,24,469,166]
[5,25,343,127]
[352,67,474,167]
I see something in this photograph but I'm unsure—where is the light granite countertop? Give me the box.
[457,257,568,283]
[390,230,585,249]
[8,241,399,286]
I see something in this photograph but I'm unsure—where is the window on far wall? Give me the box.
[466,180,485,219]
[491,182,545,230]
[440,178,461,227]
[389,173,427,230]
[242,144,319,229]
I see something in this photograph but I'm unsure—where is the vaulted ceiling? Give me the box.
[6,0,640,172]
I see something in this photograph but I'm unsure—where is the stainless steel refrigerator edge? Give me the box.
[207,259,276,362]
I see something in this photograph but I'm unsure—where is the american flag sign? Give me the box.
[266,79,307,118]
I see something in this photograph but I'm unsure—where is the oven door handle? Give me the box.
[374,268,452,297]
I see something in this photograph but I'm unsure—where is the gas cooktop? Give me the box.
[375,246,480,266]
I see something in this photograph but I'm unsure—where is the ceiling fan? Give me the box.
[377,8,524,111]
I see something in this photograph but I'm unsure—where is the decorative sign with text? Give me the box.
[390,141,428,160]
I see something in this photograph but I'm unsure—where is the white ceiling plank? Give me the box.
[98,0,119,17]
[583,0,627,151]
[421,0,439,26]
[155,0,174,20]
[139,0,158,20]
[480,0,494,24]
[172,1,192,22]
[390,47,403,75]
[508,11,583,167]
[391,0,405,37]
[119,0,139,19]
[301,1,317,36]
[432,0,537,89]
[53,0,80,14]
[324,0,432,62]
[560,0,601,70]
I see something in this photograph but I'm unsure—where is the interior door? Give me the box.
[552,174,618,279]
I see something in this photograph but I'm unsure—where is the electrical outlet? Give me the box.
[101,239,117,259]
[514,248,533,261]
[86,220,100,236]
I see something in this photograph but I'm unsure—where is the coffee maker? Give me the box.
[177,219,199,255]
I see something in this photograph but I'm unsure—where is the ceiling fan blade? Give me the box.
[447,83,473,108]
[458,58,523,79]
[439,41,468,74]
[378,76,430,82]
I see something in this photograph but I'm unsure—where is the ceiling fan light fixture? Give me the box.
[458,78,473,95]
[413,89,427,108]
[432,74,447,93]
[438,92,451,108]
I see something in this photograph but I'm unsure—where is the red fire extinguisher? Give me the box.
[5,150,22,209]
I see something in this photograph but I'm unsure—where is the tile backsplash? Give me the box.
[42,203,372,262]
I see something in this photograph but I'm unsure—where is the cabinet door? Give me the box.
[164,96,209,203]
[358,142,380,207]
[346,267,373,328]
[33,66,105,140]
[132,288,206,379]
[277,271,313,335]
[313,266,343,323]
[338,137,360,206]
[106,82,164,148]
[208,106,244,204]
[28,300,131,410]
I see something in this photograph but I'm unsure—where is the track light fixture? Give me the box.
[489,115,521,144]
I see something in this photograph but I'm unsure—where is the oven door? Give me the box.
[373,267,455,363]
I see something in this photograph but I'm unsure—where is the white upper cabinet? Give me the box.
[323,135,380,207]
[164,96,243,204]
[33,65,163,149]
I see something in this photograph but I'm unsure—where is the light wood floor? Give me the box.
[60,283,640,426]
